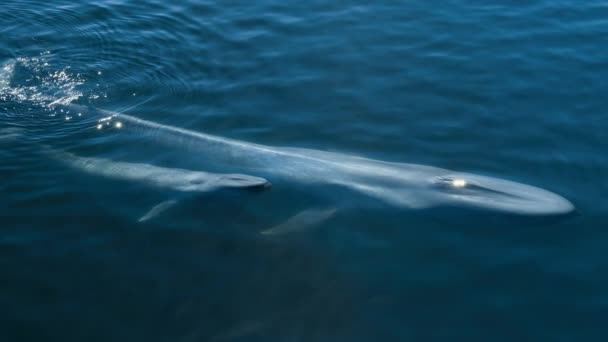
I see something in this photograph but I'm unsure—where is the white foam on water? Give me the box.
[0,52,102,113]
[0,60,16,90]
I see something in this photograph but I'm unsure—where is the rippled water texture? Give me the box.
[1,0,607,341]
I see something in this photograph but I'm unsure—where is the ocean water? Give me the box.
[1,0,607,340]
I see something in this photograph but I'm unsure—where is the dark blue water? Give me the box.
[1,0,607,340]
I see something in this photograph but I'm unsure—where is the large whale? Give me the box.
[86,109,574,217]
[1,58,574,221]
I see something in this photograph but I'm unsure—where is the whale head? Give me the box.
[428,172,574,216]
[183,172,271,192]
[214,173,271,189]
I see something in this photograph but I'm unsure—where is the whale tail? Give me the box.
[0,59,16,91]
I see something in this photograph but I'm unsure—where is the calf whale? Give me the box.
[1,58,574,221]
[27,142,270,221]
[42,145,270,193]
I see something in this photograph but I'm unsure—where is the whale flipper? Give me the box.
[138,199,179,222]
[260,207,337,236]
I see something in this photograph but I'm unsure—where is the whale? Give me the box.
[85,109,574,217]
[0,58,575,225]
[42,145,270,193]
[11,140,271,221]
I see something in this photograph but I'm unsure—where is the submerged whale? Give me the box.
[43,145,270,193]
[1,58,574,221]
[87,110,574,217]
[46,146,270,222]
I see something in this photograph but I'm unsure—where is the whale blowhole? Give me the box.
[452,179,467,188]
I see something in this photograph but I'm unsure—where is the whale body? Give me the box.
[90,110,574,216]
[1,58,574,217]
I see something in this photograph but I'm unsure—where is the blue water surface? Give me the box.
[1,0,607,340]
